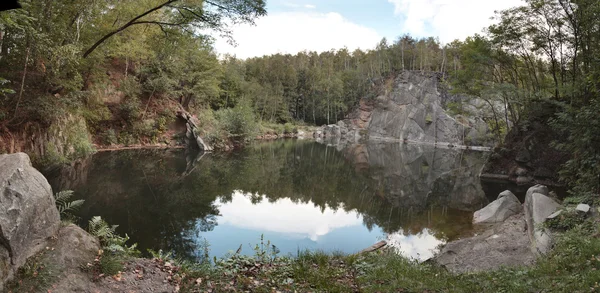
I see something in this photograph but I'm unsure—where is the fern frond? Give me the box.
[58,199,85,214]
[54,190,74,203]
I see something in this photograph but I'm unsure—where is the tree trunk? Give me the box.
[12,45,31,122]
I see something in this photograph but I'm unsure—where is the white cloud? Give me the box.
[304,4,316,9]
[386,230,443,260]
[216,191,363,241]
[387,0,524,43]
[213,11,381,59]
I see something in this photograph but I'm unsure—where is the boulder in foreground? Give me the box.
[524,185,561,255]
[0,153,61,289]
[473,190,522,224]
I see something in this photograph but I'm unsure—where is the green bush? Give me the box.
[272,124,284,135]
[102,129,118,145]
[545,209,587,231]
[67,118,95,159]
[118,132,137,146]
[132,119,159,141]
[119,76,142,99]
[283,123,297,134]
[119,97,142,123]
[446,102,464,116]
[215,101,258,140]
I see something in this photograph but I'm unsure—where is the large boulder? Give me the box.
[473,190,522,224]
[524,185,561,255]
[0,153,61,288]
[435,214,535,273]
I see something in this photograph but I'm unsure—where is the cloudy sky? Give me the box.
[214,0,524,59]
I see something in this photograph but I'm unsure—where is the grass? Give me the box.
[5,249,59,293]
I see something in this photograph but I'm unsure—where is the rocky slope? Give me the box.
[316,71,498,148]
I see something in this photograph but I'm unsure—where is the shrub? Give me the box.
[118,132,136,146]
[283,123,297,134]
[67,118,95,159]
[119,76,142,99]
[119,97,142,123]
[102,129,118,145]
[215,100,258,141]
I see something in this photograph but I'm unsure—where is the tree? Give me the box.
[82,0,266,58]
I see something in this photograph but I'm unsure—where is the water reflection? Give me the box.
[217,191,363,241]
[46,140,489,261]
[386,230,442,260]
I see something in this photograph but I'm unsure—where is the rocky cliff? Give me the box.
[316,71,497,148]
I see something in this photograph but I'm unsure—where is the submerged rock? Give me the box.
[473,190,521,224]
[524,185,561,255]
[0,153,61,289]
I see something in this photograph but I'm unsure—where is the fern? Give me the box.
[88,216,139,256]
[54,190,85,219]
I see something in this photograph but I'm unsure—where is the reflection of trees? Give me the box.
[50,140,487,260]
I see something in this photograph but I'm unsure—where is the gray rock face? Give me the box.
[50,224,100,270]
[526,184,549,198]
[367,71,465,145]
[0,153,61,288]
[524,186,561,255]
[317,71,496,147]
[473,190,522,224]
[436,214,535,273]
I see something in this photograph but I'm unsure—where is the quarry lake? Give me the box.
[46,140,496,262]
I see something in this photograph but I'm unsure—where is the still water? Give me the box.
[47,140,492,262]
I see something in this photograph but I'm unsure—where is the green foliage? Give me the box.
[446,102,465,116]
[551,99,600,194]
[545,209,587,232]
[88,216,139,256]
[54,190,85,221]
[283,123,297,134]
[101,129,118,145]
[5,249,58,292]
[119,97,142,123]
[215,100,258,141]
[99,254,124,276]
[118,132,137,146]
[42,142,68,166]
[0,77,15,96]
[66,117,96,159]
[425,113,433,124]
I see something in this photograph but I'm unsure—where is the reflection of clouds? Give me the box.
[386,229,444,261]
[217,191,363,241]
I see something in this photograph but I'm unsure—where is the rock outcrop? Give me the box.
[524,185,561,255]
[315,71,496,148]
[0,153,61,289]
[436,184,564,273]
[473,190,522,224]
[480,101,569,186]
[435,213,535,273]
[177,109,213,152]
